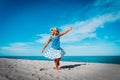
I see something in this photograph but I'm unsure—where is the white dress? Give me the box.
[43,36,65,59]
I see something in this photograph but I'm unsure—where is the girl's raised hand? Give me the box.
[69,27,73,30]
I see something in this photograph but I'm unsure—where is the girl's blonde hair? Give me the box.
[50,27,59,35]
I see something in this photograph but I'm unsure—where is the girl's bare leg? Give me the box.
[54,59,58,70]
[58,58,61,66]
[54,58,61,70]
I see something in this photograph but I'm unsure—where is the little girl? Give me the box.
[41,27,73,70]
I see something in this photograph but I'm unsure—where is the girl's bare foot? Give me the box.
[53,67,60,70]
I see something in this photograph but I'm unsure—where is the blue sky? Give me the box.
[0,0,120,56]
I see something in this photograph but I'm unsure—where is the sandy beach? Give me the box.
[0,58,120,80]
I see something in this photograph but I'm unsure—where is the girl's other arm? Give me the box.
[41,38,51,53]
[59,27,73,37]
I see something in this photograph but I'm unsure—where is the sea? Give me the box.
[0,56,120,64]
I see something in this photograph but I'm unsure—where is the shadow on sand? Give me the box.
[60,63,86,69]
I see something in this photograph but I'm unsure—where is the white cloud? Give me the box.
[60,13,120,42]
[35,34,50,43]
[0,42,31,53]
[36,12,120,43]
[0,42,41,56]
[63,43,120,56]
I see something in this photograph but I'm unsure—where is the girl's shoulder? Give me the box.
[50,35,60,39]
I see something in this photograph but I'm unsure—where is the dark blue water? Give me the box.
[0,56,120,64]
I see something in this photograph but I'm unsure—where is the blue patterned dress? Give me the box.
[43,35,65,59]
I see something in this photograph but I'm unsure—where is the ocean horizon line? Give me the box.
[0,56,120,64]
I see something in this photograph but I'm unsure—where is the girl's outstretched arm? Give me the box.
[59,27,73,37]
[41,38,51,53]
